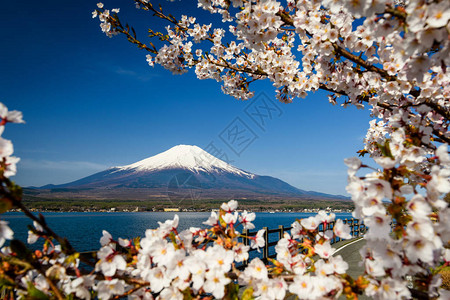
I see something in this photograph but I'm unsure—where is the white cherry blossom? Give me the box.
[0,220,13,248]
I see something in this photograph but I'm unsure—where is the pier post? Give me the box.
[278,225,284,240]
[263,227,269,262]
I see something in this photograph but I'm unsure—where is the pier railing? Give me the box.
[80,218,366,266]
[240,218,366,265]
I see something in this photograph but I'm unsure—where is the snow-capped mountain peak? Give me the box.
[37,145,348,201]
[116,145,254,177]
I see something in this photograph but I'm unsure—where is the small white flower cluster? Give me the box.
[92,3,119,37]
[0,220,13,248]
[0,102,24,248]
[0,103,24,178]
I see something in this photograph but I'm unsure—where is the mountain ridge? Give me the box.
[32,145,348,201]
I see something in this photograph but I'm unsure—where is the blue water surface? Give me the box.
[2,211,353,252]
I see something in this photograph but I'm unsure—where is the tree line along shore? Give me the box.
[19,197,355,213]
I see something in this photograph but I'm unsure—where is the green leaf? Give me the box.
[224,282,239,300]
[65,294,74,300]
[0,197,12,213]
[169,232,177,245]
[378,141,394,159]
[8,181,23,200]
[241,287,254,300]
[27,282,50,300]
[181,287,193,300]
[10,240,32,260]
[0,277,15,288]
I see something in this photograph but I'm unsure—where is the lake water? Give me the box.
[2,211,353,252]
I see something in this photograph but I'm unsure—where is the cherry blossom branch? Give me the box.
[108,2,450,131]
[0,178,99,270]
[423,99,450,120]
[331,44,397,81]
[276,10,397,81]
[32,265,65,300]
[318,84,450,145]
[109,16,157,54]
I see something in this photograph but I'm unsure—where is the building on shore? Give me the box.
[163,208,180,212]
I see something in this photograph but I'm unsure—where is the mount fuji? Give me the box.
[33,145,347,201]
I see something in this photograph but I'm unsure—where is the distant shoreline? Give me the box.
[8,207,353,214]
[19,195,355,214]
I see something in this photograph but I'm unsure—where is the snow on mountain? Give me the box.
[115,145,254,178]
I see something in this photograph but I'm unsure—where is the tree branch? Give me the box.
[277,10,396,81]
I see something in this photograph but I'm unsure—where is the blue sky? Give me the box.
[0,0,372,195]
